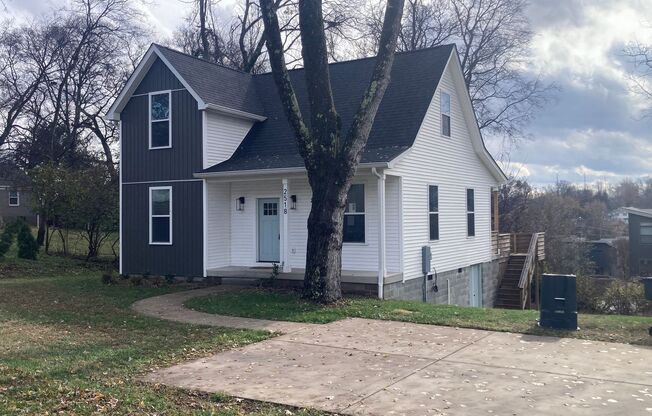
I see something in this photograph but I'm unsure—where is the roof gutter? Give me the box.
[194,162,390,179]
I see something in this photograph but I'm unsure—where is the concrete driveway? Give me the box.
[142,315,652,415]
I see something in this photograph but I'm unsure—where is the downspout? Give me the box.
[372,168,386,299]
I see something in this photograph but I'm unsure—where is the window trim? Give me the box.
[640,222,652,245]
[148,90,172,150]
[343,183,366,245]
[8,190,19,207]
[466,188,475,238]
[428,184,439,241]
[149,186,173,245]
[441,91,451,137]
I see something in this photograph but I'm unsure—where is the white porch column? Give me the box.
[281,178,291,272]
[372,168,387,299]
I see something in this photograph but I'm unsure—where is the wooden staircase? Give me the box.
[495,254,527,309]
[493,233,545,310]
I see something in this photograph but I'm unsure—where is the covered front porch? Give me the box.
[200,168,403,297]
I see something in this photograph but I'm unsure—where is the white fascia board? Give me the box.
[447,51,508,184]
[203,104,267,122]
[107,44,207,121]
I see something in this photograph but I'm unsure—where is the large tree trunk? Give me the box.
[303,178,349,301]
[261,0,404,302]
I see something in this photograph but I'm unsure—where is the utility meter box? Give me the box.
[422,246,432,276]
[642,277,652,300]
[539,274,578,330]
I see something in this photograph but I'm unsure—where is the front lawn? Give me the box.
[0,252,327,415]
[186,288,652,346]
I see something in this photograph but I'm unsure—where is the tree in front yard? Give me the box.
[260,0,405,302]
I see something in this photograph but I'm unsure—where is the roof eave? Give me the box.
[202,103,267,122]
[194,161,390,179]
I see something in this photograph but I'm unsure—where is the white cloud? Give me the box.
[529,0,652,88]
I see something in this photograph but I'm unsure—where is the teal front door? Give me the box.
[257,198,280,262]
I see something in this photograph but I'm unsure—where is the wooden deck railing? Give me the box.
[517,232,542,309]
[492,232,512,258]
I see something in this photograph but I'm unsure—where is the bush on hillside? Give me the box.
[16,221,39,260]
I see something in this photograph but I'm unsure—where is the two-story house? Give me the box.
[108,43,508,306]
[625,207,652,276]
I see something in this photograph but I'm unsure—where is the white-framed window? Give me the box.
[8,190,19,206]
[441,91,451,137]
[149,91,171,149]
[149,186,172,245]
[343,184,365,243]
[428,185,439,240]
[641,222,652,245]
[466,188,475,237]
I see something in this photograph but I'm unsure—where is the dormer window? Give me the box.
[149,91,171,149]
[441,92,451,137]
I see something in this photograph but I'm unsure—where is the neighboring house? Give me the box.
[108,43,509,306]
[609,207,629,224]
[625,207,652,277]
[585,238,626,278]
[0,179,38,226]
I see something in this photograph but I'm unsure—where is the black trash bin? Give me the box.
[539,274,578,330]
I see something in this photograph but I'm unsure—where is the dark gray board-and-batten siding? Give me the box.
[121,58,204,277]
[628,213,652,277]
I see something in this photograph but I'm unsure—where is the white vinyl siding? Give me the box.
[204,112,254,168]
[223,175,379,271]
[388,58,498,280]
[206,181,231,268]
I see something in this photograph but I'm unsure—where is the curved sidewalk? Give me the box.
[131,286,319,334]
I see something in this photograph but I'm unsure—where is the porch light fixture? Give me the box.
[236,196,245,211]
[290,195,297,210]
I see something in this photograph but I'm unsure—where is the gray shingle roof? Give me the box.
[200,45,454,173]
[155,44,265,117]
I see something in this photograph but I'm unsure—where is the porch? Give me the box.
[201,169,403,297]
[206,266,403,285]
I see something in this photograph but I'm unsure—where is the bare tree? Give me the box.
[0,0,147,179]
[260,0,404,302]
[360,0,554,146]
[625,41,652,116]
[174,0,359,72]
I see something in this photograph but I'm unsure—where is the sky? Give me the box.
[3,0,652,187]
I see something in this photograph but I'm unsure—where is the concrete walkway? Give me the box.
[135,288,652,415]
[132,286,320,334]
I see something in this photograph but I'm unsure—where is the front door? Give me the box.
[257,198,280,262]
[469,264,483,307]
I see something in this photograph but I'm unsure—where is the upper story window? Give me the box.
[150,186,172,244]
[149,91,171,149]
[429,185,439,240]
[466,188,475,237]
[8,190,19,206]
[641,222,652,245]
[441,91,451,137]
[343,184,365,243]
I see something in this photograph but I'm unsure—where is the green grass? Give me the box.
[0,251,328,415]
[186,288,652,346]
